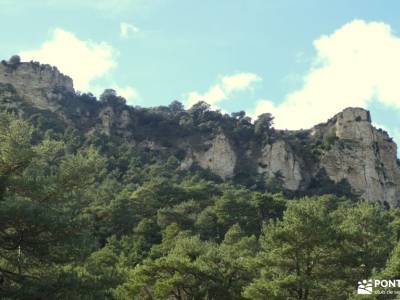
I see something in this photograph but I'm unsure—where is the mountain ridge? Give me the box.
[1,57,400,206]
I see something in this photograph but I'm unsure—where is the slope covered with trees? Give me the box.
[1,111,400,300]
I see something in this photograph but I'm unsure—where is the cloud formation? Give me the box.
[20,28,116,92]
[187,72,261,107]
[254,20,400,129]
[120,22,140,38]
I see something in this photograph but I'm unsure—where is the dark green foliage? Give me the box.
[8,55,21,65]
[0,111,398,299]
[306,168,355,198]
[100,89,126,106]
[254,113,274,136]
[0,113,105,298]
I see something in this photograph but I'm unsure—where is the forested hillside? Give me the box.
[1,58,400,299]
[2,111,400,299]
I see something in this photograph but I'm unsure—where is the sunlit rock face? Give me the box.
[0,60,74,111]
[315,107,400,207]
[181,133,237,179]
[257,140,304,191]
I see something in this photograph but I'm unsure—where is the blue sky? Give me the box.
[1,0,400,149]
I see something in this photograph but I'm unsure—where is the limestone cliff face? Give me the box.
[257,140,304,190]
[0,60,74,111]
[313,108,400,207]
[181,133,237,179]
[98,106,116,136]
[183,108,400,206]
[1,59,400,206]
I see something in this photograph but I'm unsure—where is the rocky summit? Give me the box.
[1,57,400,206]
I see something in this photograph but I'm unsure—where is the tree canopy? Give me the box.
[0,111,399,299]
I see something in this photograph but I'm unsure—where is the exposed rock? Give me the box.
[119,110,131,129]
[180,155,195,171]
[98,106,115,136]
[0,60,74,111]
[182,133,237,179]
[315,107,400,206]
[97,105,134,137]
[257,140,304,190]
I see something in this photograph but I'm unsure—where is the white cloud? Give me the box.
[120,22,140,38]
[253,20,400,130]
[187,72,261,107]
[187,85,226,107]
[221,73,261,93]
[20,28,117,92]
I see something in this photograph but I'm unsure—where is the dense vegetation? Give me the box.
[1,106,400,300]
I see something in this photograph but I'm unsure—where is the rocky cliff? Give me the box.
[1,57,400,206]
[0,59,74,111]
[313,108,400,206]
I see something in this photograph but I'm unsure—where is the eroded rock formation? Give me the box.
[1,58,400,206]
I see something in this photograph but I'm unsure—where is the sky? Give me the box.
[1,0,400,150]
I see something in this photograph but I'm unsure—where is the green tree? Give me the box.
[115,235,213,300]
[333,202,394,281]
[243,197,345,299]
[254,113,274,136]
[0,113,104,298]
[197,224,259,299]
[116,225,258,300]
[8,55,21,66]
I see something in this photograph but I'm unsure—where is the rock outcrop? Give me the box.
[0,59,74,111]
[257,140,304,190]
[181,133,237,179]
[313,107,400,207]
[1,58,400,206]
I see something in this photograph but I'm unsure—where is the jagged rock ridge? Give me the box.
[1,58,400,207]
[0,59,73,111]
